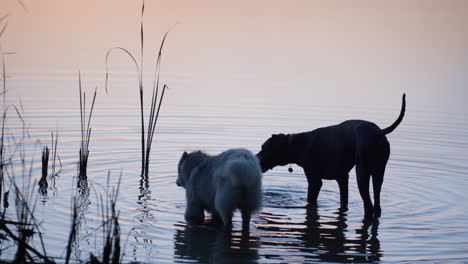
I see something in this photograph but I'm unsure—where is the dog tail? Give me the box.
[381,93,406,135]
[221,151,263,212]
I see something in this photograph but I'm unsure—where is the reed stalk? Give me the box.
[78,72,97,178]
[1,54,5,210]
[86,171,122,264]
[41,146,49,178]
[65,196,79,264]
[0,14,7,40]
[38,146,50,196]
[105,0,171,177]
[5,143,54,263]
[50,130,62,176]
[0,53,24,216]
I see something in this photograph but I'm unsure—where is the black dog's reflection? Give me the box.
[174,221,259,264]
[174,206,381,263]
[303,205,381,262]
[259,205,381,262]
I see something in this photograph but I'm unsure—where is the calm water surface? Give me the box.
[1,72,467,263]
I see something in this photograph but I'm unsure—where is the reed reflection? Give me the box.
[134,173,153,227]
[131,173,156,259]
[65,174,91,261]
[138,174,150,201]
[38,134,61,204]
[38,173,48,201]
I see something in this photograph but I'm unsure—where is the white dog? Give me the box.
[177,148,262,230]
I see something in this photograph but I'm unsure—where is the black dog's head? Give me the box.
[257,134,290,173]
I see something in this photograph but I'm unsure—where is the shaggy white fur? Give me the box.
[177,148,262,230]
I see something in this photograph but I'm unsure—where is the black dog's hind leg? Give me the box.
[337,173,349,210]
[356,165,374,219]
[372,166,386,218]
[305,171,323,204]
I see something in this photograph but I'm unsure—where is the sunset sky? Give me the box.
[2,0,468,111]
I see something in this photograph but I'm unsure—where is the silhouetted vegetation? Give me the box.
[105,0,170,177]
[39,131,61,198]
[0,45,122,264]
[0,1,171,262]
[96,172,122,264]
[78,72,97,178]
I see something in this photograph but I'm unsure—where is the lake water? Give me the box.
[1,81,467,263]
[1,1,468,263]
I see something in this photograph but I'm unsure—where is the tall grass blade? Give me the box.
[16,0,29,12]
[139,0,146,175]
[65,197,79,264]
[143,26,173,176]
[0,45,55,263]
[0,21,7,40]
[51,130,62,175]
[105,0,171,176]
[41,146,49,178]
[78,72,97,177]
[105,47,141,94]
[0,14,8,23]
[39,146,49,197]
[79,72,84,149]
[1,105,24,210]
[89,171,123,264]
[86,87,97,135]
[9,173,54,263]
[2,55,6,105]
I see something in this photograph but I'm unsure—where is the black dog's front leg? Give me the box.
[337,173,349,210]
[305,171,322,204]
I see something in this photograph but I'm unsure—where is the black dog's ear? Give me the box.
[181,151,188,160]
[272,133,285,138]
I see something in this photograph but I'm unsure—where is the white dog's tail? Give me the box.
[230,155,263,211]
[215,150,263,215]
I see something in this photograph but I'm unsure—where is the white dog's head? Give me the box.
[176,151,207,188]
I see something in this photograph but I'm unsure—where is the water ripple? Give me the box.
[3,99,467,263]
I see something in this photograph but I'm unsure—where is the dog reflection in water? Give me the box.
[173,206,381,263]
[173,221,259,264]
[257,205,381,262]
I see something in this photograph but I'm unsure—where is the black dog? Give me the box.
[257,94,406,219]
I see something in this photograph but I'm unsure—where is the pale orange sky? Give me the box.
[1,0,468,111]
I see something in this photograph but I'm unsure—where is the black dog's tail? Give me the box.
[381,93,406,135]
